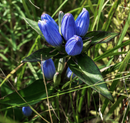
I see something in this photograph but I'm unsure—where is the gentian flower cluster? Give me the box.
[22,106,32,116]
[39,8,89,80]
[38,8,89,56]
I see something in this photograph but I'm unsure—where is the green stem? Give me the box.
[76,91,79,122]
[78,88,87,113]
[56,91,60,123]
[69,83,77,123]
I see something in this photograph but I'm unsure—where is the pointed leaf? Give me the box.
[67,54,114,102]
[23,17,45,39]
[83,31,119,44]
[0,79,54,106]
[22,47,59,63]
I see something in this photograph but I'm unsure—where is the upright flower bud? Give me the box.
[75,8,89,36]
[57,58,65,73]
[38,20,63,47]
[66,67,76,79]
[65,35,83,56]
[22,106,32,116]
[53,72,61,87]
[61,13,76,41]
[41,13,58,29]
[41,58,56,80]
[58,11,64,35]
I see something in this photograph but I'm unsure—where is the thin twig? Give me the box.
[0,63,24,87]
[29,0,40,9]
[41,55,53,123]
[59,103,70,123]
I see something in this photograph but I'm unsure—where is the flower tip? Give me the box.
[61,13,76,41]
[66,13,71,16]
[38,20,47,26]
[82,8,87,11]
[38,20,41,23]
[41,12,46,15]
[59,11,63,14]
[75,8,89,36]
[56,72,59,75]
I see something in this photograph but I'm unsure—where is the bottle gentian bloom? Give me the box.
[75,8,89,36]
[41,13,59,29]
[38,20,63,47]
[41,58,56,80]
[65,35,83,56]
[22,106,32,116]
[66,67,76,79]
[61,13,76,41]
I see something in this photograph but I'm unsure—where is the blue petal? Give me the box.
[22,106,32,116]
[61,13,76,41]
[41,58,56,80]
[65,35,83,56]
[38,20,63,47]
[75,8,89,36]
[41,13,59,29]
[66,67,76,79]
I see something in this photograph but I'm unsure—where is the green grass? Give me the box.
[1,0,130,122]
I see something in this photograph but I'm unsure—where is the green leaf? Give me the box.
[102,0,121,31]
[1,83,13,97]
[107,95,125,115]
[0,79,54,106]
[94,40,130,62]
[22,47,59,63]
[95,51,127,62]
[118,50,130,72]
[117,7,130,46]
[101,50,130,114]
[83,31,119,44]
[23,17,45,39]
[102,62,122,76]
[67,54,114,102]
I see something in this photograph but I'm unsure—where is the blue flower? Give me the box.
[22,106,32,117]
[38,20,63,47]
[75,8,89,36]
[65,35,83,56]
[66,67,76,79]
[61,13,76,41]
[41,58,56,80]
[41,13,59,29]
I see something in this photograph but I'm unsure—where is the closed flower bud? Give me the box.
[22,106,32,116]
[66,67,76,79]
[58,11,64,35]
[38,20,63,47]
[53,72,61,87]
[57,58,65,73]
[41,13,58,29]
[75,8,89,36]
[65,35,83,56]
[61,13,76,41]
[41,58,56,80]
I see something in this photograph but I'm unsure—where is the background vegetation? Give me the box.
[1,0,130,122]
